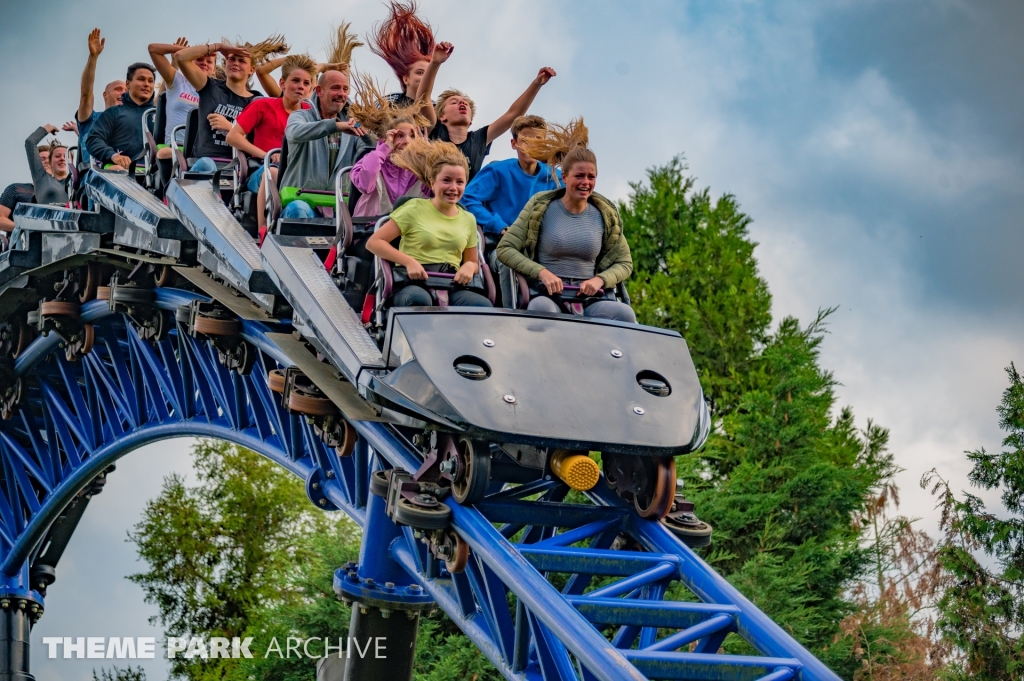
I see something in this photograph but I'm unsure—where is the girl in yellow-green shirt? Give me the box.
[366,138,492,308]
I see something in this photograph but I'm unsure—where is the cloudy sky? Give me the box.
[2,0,1022,678]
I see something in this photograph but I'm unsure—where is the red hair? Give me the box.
[368,1,435,83]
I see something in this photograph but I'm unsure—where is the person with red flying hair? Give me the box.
[368,0,435,107]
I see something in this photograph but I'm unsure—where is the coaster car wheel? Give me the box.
[288,382,336,416]
[110,285,156,306]
[40,301,80,319]
[603,453,677,519]
[394,495,451,530]
[217,339,256,376]
[2,318,34,359]
[446,533,470,574]
[267,369,286,394]
[449,437,491,505]
[78,262,100,303]
[335,418,357,457]
[152,264,175,288]
[633,457,676,519]
[432,530,469,574]
[64,323,95,362]
[193,312,240,337]
[1,378,22,421]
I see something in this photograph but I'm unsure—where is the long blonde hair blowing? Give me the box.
[228,34,290,66]
[392,137,468,186]
[348,73,428,139]
[517,117,595,185]
[322,23,363,74]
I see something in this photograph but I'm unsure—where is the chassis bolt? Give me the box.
[611,349,623,358]
[318,498,327,506]
[633,406,645,415]
[503,394,516,404]
[380,609,391,619]
[482,339,495,347]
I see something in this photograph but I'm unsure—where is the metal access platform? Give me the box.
[0,172,841,681]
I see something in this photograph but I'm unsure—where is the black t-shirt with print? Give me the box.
[428,123,491,181]
[193,79,261,159]
[0,183,35,214]
[385,92,416,108]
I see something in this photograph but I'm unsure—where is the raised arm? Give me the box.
[25,126,53,186]
[256,56,288,97]
[415,42,454,127]
[178,42,250,91]
[485,68,556,145]
[148,38,189,85]
[77,29,104,124]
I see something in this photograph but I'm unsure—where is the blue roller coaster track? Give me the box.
[0,161,843,681]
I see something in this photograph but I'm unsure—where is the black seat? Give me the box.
[144,93,170,197]
[154,92,167,146]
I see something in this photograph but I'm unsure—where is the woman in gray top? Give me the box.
[496,119,635,322]
[24,126,70,206]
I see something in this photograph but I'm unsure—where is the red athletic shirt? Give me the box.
[234,97,310,153]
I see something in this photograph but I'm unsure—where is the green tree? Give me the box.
[131,440,500,681]
[623,159,898,677]
[128,439,334,679]
[925,363,1024,680]
[621,156,772,415]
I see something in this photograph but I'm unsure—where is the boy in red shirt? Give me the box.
[226,54,316,236]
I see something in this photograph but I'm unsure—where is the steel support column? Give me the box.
[335,452,432,681]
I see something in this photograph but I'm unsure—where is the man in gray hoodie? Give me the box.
[280,69,369,218]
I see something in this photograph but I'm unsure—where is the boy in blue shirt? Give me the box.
[463,115,560,307]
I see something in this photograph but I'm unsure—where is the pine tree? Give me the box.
[925,363,1024,680]
[623,160,898,677]
[621,156,772,415]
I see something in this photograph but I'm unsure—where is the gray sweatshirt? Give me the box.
[281,95,371,191]
[25,127,70,206]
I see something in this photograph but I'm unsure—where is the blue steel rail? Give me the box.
[0,289,840,681]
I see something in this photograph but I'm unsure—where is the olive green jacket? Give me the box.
[495,189,633,287]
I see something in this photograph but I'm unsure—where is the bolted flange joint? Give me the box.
[333,561,433,613]
[0,591,45,624]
